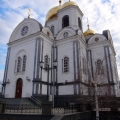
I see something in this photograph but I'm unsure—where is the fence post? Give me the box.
[0,102,5,113]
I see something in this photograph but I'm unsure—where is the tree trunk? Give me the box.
[95,84,99,120]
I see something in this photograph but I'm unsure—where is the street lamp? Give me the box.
[39,60,57,107]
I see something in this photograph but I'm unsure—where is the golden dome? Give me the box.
[46,1,78,21]
[84,25,95,36]
[46,6,61,21]
[61,1,78,9]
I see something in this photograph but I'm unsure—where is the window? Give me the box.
[51,26,54,35]
[22,55,27,72]
[96,60,104,75]
[78,17,82,30]
[44,55,49,70]
[17,57,21,72]
[62,15,69,28]
[63,57,69,73]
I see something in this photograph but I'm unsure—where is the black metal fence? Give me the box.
[0,114,54,120]
[5,104,42,114]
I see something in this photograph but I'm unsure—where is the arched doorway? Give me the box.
[15,78,23,98]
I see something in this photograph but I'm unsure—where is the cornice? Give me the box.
[8,31,54,46]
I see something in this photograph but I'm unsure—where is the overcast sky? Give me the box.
[0,0,120,81]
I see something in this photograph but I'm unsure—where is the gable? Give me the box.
[56,27,76,40]
[9,18,42,43]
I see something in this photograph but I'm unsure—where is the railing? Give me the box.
[31,96,41,106]
[5,104,42,114]
[93,108,111,111]
[51,107,77,114]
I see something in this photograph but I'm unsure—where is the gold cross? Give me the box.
[28,8,31,19]
[87,17,89,25]
[87,18,90,29]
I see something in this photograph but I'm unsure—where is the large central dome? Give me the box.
[46,5,61,21]
[46,1,78,21]
[61,1,78,9]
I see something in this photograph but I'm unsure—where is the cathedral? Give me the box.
[2,0,120,106]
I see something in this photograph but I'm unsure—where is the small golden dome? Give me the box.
[84,25,95,36]
[61,1,78,9]
[46,6,61,21]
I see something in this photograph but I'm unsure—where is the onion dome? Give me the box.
[61,1,78,9]
[84,25,95,36]
[46,5,61,21]
[46,0,78,21]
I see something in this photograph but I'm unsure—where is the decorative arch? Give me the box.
[15,78,23,98]
[87,34,107,44]
[62,15,69,28]
[42,27,54,39]
[56,27,76,40]
[9,18,42,43]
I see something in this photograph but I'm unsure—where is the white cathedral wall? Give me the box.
[58,85,74,95]
[79,41,87,83]
[57,42,74,95]
[5,39,36,98]
[109,47,119,96]
[41,38,52,95]
[88,43,108,84]
[58,42,74,83]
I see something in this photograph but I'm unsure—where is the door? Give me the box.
[15,78,23,98]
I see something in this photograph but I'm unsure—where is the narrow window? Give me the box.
[78,17,82,30]
[63,57,69,73]
[22,55,27,72]
[62,15,69,28]
[17,57,21,72]
[14,60,17,73]
[51,26,54,35]
[44,55,49,70]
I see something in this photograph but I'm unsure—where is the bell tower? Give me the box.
[45,0,83,37]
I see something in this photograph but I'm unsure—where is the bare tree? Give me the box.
[76,42,118,119]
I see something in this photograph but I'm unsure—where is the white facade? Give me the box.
[2,1,119,100]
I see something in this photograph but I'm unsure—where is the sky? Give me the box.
[0,0,120,81]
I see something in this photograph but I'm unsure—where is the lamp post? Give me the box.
[39,60,57,107]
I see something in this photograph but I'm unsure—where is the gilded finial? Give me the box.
[87,18,90,29]
[59,0,62,6]
[28,8,31,19]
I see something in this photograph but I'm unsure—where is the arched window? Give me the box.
[17,57,21,72]
[78,17,82,30]
[63,57,69,73]
[44,55,49,70]
[62,15,69,28]
[51,26,54,35]
[22,55,27,72]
